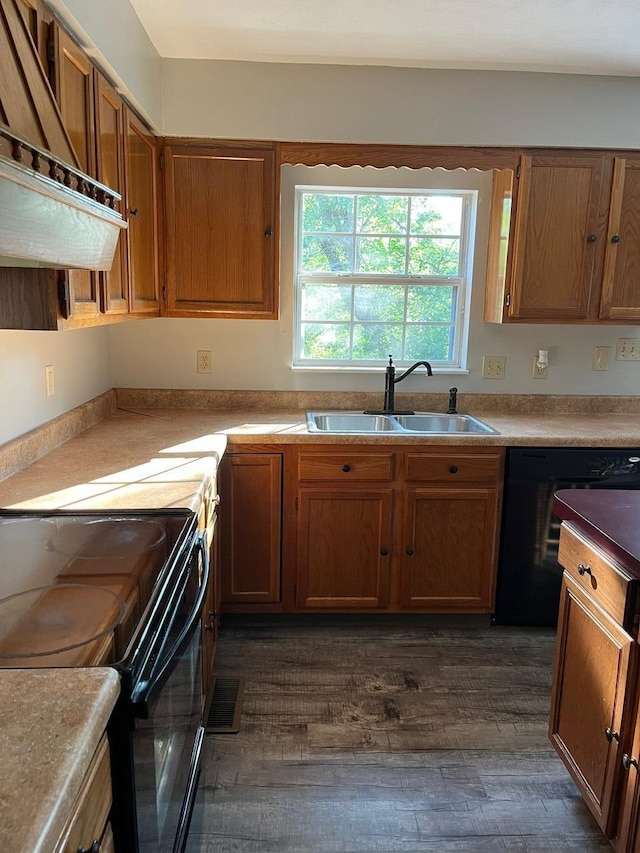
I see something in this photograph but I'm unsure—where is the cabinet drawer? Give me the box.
[298,452,394,481]
[558,523,636,626]
[405,452,501,484]
[55,734,112,853]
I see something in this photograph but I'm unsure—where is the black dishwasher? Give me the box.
[492,447,640,627]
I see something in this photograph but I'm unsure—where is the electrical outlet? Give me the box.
[197,350,212,374]
[482,356,506,380]
[532,356,547,379]
[616,339,640,361]
[44,364,55,397]
[593,346,610,371]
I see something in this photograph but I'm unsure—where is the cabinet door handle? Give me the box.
[604,727,620,742]
[611,235,620,243]
[342,464,351,473]
[129,207,140,218]
[587,234,597,243]
[78,841,101,853]
[578,563,592,577]
[623,754,639,771]
[380,548,389,556]
[449,465,458,474]
[264,228,272,237]
[406,547,415,556]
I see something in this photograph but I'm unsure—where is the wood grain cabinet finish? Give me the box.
[163,142,278,318]
[508,154,605,321]
[53,733,112,853]
[296,487,393,609]
[52,22,100,320]
[290,445,503,614]
[220,453,282,605]
[549,573,635,836]
[600,157,640,321]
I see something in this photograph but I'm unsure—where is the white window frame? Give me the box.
[293,185,477,371]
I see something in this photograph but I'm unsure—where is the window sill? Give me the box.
[291,365,470,375]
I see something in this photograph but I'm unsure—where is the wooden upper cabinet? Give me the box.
[508,154,605,320]
[15,0,52,72]
[125,109,160,314]
[163,142,278,318]
[51,23,99,319]
[94,72,127,315]
[600,157,640,321]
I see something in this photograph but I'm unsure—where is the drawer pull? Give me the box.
[449,465,458,474]
[78,841,101,853]
[380,548,389,556]
[605,727,620,742]
[341,464,351,473]
[406,547,415,556]
[623,754,639,771]
[578,563,593,577]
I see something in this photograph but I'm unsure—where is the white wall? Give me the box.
[109,164,640,398]
[162,60,640,148]
[0,327,112,445]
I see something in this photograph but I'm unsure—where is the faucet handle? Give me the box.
[388,354,394,366]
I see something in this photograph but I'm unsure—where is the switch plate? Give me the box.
[616,339,640,361]
[593,346,610,371]
[44,364,55,397]
[532,356,547,379]
[482,356,506,379]
[197,350,212,374]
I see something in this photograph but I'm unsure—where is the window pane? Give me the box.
[302,236,353,272]
[354,285,404,322]
[404,325,452,361]
[352,324,403,360]
[302,193,354,233]
[410,196,462,235]
[302,283,352,321]
[356,195,408,234]
[356,237,406,274]
[408,238,460,275]
[406,286,456,323]
[300,324,351,359]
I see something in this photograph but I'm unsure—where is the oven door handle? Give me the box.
[132,532,209,711]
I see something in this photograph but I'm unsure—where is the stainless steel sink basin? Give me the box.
[393,413,499,435]
[306,411,499,435]
[306,413,402,433]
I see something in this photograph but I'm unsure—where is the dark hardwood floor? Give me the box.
[187,617,610,853]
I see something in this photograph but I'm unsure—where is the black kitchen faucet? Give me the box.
[365,355,433,415]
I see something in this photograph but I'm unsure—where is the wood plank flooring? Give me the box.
[187,616,610,853]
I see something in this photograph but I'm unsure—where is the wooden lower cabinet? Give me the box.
[400,487,499,609]
[202,518,220,699]
[549,574,635,834]
[296,487,392,609]
[220,452,282,605]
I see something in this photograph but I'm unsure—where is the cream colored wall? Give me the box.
[109,164,640,398]
[0,327,112,445]
[161,60,640,148]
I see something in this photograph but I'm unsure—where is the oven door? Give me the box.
[127,531,209,853]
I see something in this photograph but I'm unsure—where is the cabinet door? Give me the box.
[296,487,392,609]
[201,523,219,700]
[94,72,128,315]
[221,454,282,604]
[163,143,277,318]
[600,157,640,321]
[549,574,635,835]
[125,109,160,314]
[52,24,99,318]
[400,487,498,610]
[508,154,604,320]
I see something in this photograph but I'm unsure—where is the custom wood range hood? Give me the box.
[0,0,125,270]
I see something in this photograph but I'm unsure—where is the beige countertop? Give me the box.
[2,405,640,509]
[0,667,120,853]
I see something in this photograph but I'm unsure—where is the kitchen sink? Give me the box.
[306,411,499,435]
[393,414,499,434]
